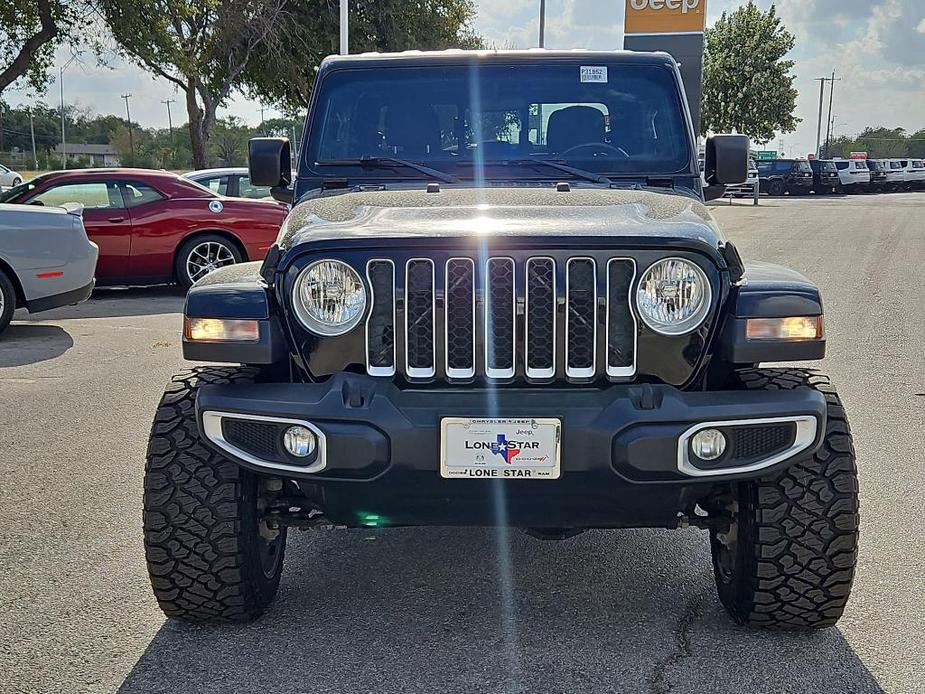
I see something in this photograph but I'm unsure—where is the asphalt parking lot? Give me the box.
[1,193,923,694]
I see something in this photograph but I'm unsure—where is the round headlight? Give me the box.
[293,260,367,336]
[637,258,711,336]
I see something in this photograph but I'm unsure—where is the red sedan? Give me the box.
[0,169,288,287]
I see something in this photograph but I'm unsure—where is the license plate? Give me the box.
[440,417,561,480]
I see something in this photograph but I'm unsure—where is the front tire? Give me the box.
[175,234,242,289]
[144,367,286,623]
[710,368,859,630]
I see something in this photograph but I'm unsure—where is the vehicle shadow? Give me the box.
[117,527,884,694]
[15,285,186,322]
[0,324,73,367]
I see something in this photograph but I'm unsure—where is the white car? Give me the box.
[0,164,23,188]
[184,167,277,200]
[899,159,925,191]
[883,159,910,192]
[832,159,870,193]
[726,158,759,197]
[0,203,98,335]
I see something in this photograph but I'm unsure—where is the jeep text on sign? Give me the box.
[624,0,707,35]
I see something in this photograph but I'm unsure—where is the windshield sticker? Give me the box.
[580,66,608,83]
[209,200,224,214]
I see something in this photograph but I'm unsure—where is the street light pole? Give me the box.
[538,0,546,48]
[121,93,134,166]
[59,55,78,169]
[59,66,66,169]
[339,0,348,55]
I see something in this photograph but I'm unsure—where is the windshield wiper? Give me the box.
[457,158,612,186]
[317,157,461,184]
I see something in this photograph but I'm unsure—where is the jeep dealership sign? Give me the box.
[624,0,708,132]
[625,0,707,35]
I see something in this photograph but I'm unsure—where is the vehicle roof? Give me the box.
[184,168,248,178]
[35,168,184,181]
[319,48,677,70]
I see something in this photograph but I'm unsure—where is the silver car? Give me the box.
[0,164,23,188]
[0,202,98,335]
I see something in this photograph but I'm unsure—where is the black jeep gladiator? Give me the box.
[144,50,859,629]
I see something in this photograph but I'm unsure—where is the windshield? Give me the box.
[305,62,692,180]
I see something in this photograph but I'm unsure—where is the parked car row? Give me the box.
[759,157,925,196]
[0,169,287,289]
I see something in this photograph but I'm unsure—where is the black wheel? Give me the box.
[710,368,859,630]
[11,177,22,186]
[0,269,16,335]
[175,234,242,289]
[767,179,785,197]
[144,367,287,623]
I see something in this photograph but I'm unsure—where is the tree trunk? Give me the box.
[185,82,208,169]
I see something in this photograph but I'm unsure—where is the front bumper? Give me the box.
[195,374,826,528]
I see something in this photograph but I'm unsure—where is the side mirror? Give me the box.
[705,134,749,185]
[248,137,292,188]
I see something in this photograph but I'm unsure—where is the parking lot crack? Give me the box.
[648,592,706,694]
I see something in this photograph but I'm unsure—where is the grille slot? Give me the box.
[606,259,637,377]
[731,423,796,461]
[566,258,597,378]
[405,259,435,378]
[526,258,556,378]
[222,419,281,460]
[485,258,515,378]
[445,258,475,378]
[366,260,395,376]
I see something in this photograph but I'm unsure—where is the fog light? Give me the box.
[283,426,316,458]
[691,428,727,461]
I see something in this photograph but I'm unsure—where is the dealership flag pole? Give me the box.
[340,0,348,55]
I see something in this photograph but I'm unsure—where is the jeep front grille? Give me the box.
[365,255,637,382]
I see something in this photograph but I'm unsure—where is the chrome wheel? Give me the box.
[185,241,236,283]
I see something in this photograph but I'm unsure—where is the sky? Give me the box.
[6,0,925,158]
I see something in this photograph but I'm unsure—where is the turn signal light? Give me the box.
[746,316,824,341]
[184,317,260,342]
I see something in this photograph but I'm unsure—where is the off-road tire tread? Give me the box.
[144,366,284,623]
[719,368,859,630]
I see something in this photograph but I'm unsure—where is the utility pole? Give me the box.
[814,77,826,158]
[339,0,348,55]
[0,105,5,153]
[29,108,38,170]
[823,70,840,159]
[259,106,267,136]
[161,98,175,167]
[121,93,134,166]
[538,0,546,48]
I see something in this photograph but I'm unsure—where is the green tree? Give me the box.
[0,0,88,95]
[241,0,482,112]
[99,0,290,168]
[826,127,913,159]
[701,2,800,142]
[907,128,925,159]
